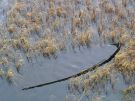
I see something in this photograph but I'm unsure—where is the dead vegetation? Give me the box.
[0,0,135,100]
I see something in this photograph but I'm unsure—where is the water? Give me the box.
[0,44,117,101]
[0,0,134,101]
[0,0,8,22]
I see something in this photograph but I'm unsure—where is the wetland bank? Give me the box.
[0,0,135,101]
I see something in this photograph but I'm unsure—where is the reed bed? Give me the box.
[69,36,135,99]
[67,0,135,99]
[0,0,135,100]
[0,0,96,82]
[68,64,116,95]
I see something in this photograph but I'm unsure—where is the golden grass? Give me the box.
[114,39,135,75]
[72,17,81,27]
[123,84,135,94]
[8,24,17,33]
[42,45,57,57]
[119,34,129,45]
[0,69,4,78]
[56,7,65,17]
[79,10,85,18]
[104,2,114,13]
[0,0,134,95]
[91,9,96,22]
[14,2,25,11]
[48,8,55,16]
[6,69,14,82]
[69,64,113,93]
[115,6,126,19]
[72,30,92,48]
[16,59,24,72]
[20,37,30,52]
[0,57,8,66]
[78,32,91,47]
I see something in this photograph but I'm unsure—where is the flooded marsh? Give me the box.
[0,0,135,101]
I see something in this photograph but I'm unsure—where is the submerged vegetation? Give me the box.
[0,0,135,100]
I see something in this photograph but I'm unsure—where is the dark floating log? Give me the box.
[22,43,121,90]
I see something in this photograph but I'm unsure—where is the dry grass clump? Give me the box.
[42,45,57,58]
[6,69,14,83]
[105,3,114,13]
[15,59,24,72]
[8,24,17,33]
[78,31,91,47]
[115,38,135,70]
[122,84,135,101]
[113,38,135,84]
[115,5,127,19]
[57,41,66,51]
[101,1,114,13]
[11,36,30,52]
[91,8,96,22]
[123,84,135,94]
[0,69,4,78]
[48,8,55,16]
[28,36,59,58]
[14,2,25,11]
[69,64,114,94]
[79,10,86,19]
[72,17,81,28]
[68,77,84,94]
[72,30,92,49]
[12,39,20,49]
[84,0,92,11]
[128,38,135,49]
[0,57,8,66]
[101,29,119,43]
[20,37,30,52]
[119,34,129,45]
[56,7,66,17]
[83,67,111,90]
